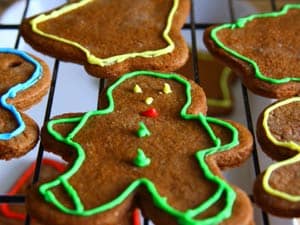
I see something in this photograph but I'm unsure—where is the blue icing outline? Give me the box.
[0,48,42,140]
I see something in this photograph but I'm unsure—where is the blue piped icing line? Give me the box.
[0,48,42,140]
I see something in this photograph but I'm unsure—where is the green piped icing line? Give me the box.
[30,0,179,67]
[210,4,300,84]
[134,148,151,168]
[41,71,239,225]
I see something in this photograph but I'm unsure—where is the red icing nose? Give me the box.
[140,108,159,118]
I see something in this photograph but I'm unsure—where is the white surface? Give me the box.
[0,1,297,225]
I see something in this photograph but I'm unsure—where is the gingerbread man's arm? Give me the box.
[41,112,84,163]
[206,119,253,170]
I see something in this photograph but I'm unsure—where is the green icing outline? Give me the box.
[210,4,300,84]
[40,71,239,225]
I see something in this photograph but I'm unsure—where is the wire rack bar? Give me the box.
[0,0,293,225]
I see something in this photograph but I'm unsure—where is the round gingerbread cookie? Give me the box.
[20,0,190,78]
[254,97,300,217]
[204,4,300,98]
[0,48,51,160]
[27,71,254,225]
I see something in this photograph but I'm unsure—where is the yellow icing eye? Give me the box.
[145,97,154,105]
[163,83,172,94]
[133,84,142,93]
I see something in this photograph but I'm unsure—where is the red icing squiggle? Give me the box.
[0,159,65,221]
[132,208,141,225]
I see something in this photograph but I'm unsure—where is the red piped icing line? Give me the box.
[140,108,159,118]
[132,208,141,225]
[0,158,65,221]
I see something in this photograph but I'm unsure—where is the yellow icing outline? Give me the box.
[262,97,300,202]
[145,97,154,105]
[263,97,300,150]
[30,0,179,67]
[197,52,232,108]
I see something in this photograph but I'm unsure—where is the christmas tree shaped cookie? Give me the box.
[27,71,254,225]
[21,0,190,78]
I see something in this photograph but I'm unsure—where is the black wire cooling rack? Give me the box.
[0,1,298,225]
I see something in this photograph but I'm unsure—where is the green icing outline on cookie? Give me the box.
[210,4,300,84]
[40,71,240,225]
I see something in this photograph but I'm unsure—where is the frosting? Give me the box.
[30,0,179,67]
[206,67,232,108]
[0,159,65,220]
[145,97,154,105]
[132,208,141,225]
[262,97,300,202]
[0,48,42,140]
[263,154,300,202]
[188,51,233,108]
[137,122,151,138]
[134,148,151,168]
[262,97,300,151]
[210,4,300,84]
[163,83,172,94]
[133,84,142,93]
[140,108,159,118]
[41,71,239,225]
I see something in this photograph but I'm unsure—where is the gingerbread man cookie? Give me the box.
[0,48,50,160]
[254,97,300,217]
[204,4,300,98]
[20,0,190,78]
[27,71,253,225]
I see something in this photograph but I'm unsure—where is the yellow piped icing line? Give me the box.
[197,52,232,108]
[263,97,300,151]
[262,97,300,202]
[30,0,179,67]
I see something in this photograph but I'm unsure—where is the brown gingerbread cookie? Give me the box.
[254,97,300,217]
[0,0,17,16]
[26,71,254,225]
[0,48,51,160]
[204,4,300,98]
[0,158,65,225]
[20,0,190,78]
[176,51,236,116]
